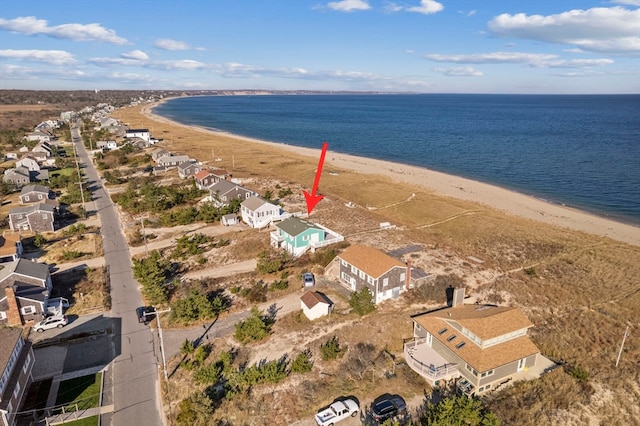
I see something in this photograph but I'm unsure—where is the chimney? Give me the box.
[452,287,465,308]
[405,258,412,291]
[5,286,23,326]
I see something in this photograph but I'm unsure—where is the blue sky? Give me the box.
[1,0,638,93]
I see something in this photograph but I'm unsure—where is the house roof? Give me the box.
[0,258,50,283]
[194,170,211,180]
[20,184,49,195]
[412,305,539,372]
[9,203,55,216]
[178,161,197,171]
[126,128,149,133]
[209,180,240,195]
[276,217,322,237]
[300,291,333,309]
[338,244,406,278]
[15,282,48,302]
[241,196,270,210]
[0,328,22,373]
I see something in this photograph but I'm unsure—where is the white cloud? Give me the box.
[327,0,370,12]
[433,66,483,76]
[611,0,640,6]
[407,0,444,15]
[384,3,403,13]
[0,49,76,65]
[148,60,206,70]
[154,38,200,51]
[488,7,640,55]
[0,16,128,44]
[424,51,614,69]
[121,50,149,61]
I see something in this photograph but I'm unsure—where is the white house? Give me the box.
[300,291,333,320]
[240,196,283,229]
[15,157,40,172]
[125,128,150,142]
[96,140,118,150]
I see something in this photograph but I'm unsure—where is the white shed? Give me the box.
[300,291,333,320]
[221,214,238,226]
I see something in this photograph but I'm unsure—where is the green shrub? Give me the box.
[349,288,375,316]
[290,351,313,374]
[234,307,272,343]
[320,336,346,361]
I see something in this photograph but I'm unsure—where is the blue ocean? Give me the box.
[154,94,640,224]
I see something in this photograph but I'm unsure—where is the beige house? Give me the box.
[404,288,550,396]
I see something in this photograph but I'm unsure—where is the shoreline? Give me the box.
[135,99,639,247]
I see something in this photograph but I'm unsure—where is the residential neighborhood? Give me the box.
[0,92,634,426]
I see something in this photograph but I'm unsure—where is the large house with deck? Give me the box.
[0,259,53,326]
[404,288,546,396]
[240,196,284,229]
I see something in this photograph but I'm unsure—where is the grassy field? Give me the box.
[114,105,640,425]
[55,373,102,411]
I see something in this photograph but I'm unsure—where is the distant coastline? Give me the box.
[133,99,640,247]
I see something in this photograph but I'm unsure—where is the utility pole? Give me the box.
[136,215,149,255]
[73,141,86,218]
[615,325,630,367]
[146,308,171,382]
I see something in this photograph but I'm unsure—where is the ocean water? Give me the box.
[154,94,640,223]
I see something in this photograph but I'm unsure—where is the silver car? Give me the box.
[34,315,68,332]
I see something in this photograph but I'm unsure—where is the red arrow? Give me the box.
[303,142,328,215]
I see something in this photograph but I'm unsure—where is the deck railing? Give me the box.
[404,339,459,383]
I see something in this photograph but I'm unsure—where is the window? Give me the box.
[0,311,6,320]
[351,266,358,274]
[341,259,347,267]
[359,270,365,279]
[23,353,31,373]
[13,380,21,398]
[438,327,448,335]
[481,369,494,378]
[43,214,48,219]
[400,272,405,281]
[447,335,457,342]
[456,342,466,349]
[367,276,374,285]
[383,278,389,287]
[21,306,36,315]
[302,235,309,241]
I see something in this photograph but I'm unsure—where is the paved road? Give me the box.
[72,126,164,426]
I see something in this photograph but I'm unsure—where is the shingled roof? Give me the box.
[413,305,538,372]
[276,217,321,237]
[300,291,333,309]
[338,244,406,278]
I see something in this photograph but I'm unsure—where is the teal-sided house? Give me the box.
[270,216,343,257]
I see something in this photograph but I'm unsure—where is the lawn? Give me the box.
[55,373,102,411]
[59,415,98,426]
[49,167,76,177]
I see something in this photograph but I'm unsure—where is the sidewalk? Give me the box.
[46,404,114,425]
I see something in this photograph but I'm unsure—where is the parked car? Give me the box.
[34,315,68,332]
[315,397,359,426]
[303,272,316,288]
[371,394,407,423]
[136,306,155,324]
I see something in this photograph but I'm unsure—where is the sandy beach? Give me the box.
[122,99,639,247]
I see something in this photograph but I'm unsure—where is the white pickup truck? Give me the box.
[314,398,359,426]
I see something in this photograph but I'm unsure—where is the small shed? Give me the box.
[300,291,333,321]
[221,214,238,226]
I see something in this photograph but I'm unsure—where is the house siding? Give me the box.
[338,262,405,302]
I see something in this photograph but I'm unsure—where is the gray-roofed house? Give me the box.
[177,161,202,179]
[157,154,190,168]
[2,167,30,188]
[0,327,34,426]
[0,259,52,326]
[150,148,169,161]
[270,216,343,257]
[337,244,410,304]
[8,204,55,233]
[125,128,150,142]
[19,184,50,205]
[208,180,256,208]
[240,196,284,229]
[221,214,239,226]
[404,288,550,397]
